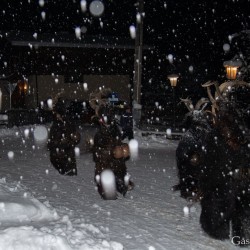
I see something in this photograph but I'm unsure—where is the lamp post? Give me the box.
[168,74,179,130]
[133,0,144,105]
[132,0,144,127]
[223,60,242,102]
[223,60,242,80]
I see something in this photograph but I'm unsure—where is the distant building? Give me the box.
[0,31,135,110]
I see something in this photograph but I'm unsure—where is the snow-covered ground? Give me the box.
[0,125,239,250]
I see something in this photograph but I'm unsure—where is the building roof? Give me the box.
[3,30,137,50]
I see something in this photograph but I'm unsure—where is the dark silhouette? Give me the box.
[48,99,81,176]
[93,105,133,199]
[120,105,134,141]
[174,98,250,242]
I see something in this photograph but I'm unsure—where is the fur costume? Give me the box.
[48,99,80,176]
[175,100,250,243]
[93,105,132,199]
[175,111,213,200]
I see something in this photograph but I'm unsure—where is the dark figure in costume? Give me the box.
[174,110,213,200]
[48,99,81,176]
[175,99,250,243]
[199,102,250,241]
[93,105,134,199]
[120,105,134,140]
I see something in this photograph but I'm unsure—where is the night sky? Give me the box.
[0,0,249,99]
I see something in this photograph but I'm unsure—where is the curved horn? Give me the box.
[201,81,221,114]
[213,81,224,100]
[194,97,210,110]
[218,80,250,98]
[201,81,215,87]
[89,88,111,116]
[180,98,194,112]
[201,81,216,104]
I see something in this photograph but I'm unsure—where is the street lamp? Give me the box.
[223,60,242,80]
[168,74,179,130]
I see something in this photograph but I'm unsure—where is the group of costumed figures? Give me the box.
[173,80,250,245]
[47,89,134,200]
[47,80,250,244]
